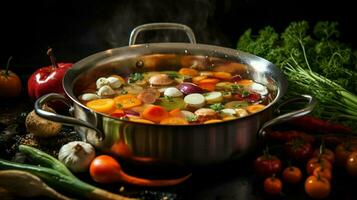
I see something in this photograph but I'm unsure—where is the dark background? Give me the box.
[0,0,356,74]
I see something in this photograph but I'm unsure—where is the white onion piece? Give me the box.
[221,108,236,116]
[204,92,223,104]
[164,87,183,97]
[184,93,205,108]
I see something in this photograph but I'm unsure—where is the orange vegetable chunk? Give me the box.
[160,117,189,125]
[246,104,265,113]
[86,99,115,114]
[142,105,170,123]
[114,94,142,109]
[179,68,199,77]
[213,72,232,80]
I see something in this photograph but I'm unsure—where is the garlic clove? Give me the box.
[58,141,96,173]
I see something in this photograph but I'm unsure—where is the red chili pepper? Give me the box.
[288,115,352,134]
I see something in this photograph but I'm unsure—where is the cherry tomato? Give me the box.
[282,166,302,184]
[254,154,282,177]
[313,148,335,164]
[264,176,282,195]
[335,142,357,167]
[313,166,332,181]
[285,139,313,162]
[306,157,333,175]
[346,151,357,177]
[304,175,331,199]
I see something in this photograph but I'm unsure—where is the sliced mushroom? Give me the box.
[149,74,174,86]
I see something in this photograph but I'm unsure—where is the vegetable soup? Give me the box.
[78,67,274,125]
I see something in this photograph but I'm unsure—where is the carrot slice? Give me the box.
[142,105,170,123]
[169,108,185,118]
[222,116,237,121]
[198,78,220,84]
[213,72,232,80]
[114,94,142,109]
[179,68,199,77]
[246,104,265,113]
[110,109,125,118]
[192,75,207,84]
[160,117,189,125]
[86,99,115,114]
[236,79,253,86]
[198,82,216,91]
[203,119,223,124]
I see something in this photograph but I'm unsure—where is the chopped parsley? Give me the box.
[187,115,198,122]
[116,103,123,109]
[210,103,225,112]
[164,95,174,102]
[230,84,241,94]
[128,73,144,83]
[241,90,250,97]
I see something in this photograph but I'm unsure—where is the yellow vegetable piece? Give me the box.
[86,99,115,114]
[114,94,142,109]
[160,117,189,125]
[246,104,265,114]
[203,119,223,124]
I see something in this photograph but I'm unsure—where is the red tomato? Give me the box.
[264,176,282,195]
[285,139,313,162]
[335,142,357,167]
[254,154,282,177]
[306,157,333,175]
[346,151,357,177]
[313,167,332,181]
[282,166,302,184]
[304,175,331,199]
[89,155,122,183]
[313,148,335,164]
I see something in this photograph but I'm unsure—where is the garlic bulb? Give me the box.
[58,141,96,173]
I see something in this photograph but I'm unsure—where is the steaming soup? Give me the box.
[78,68,273,125]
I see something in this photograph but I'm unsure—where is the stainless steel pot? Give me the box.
[35,23,316,166]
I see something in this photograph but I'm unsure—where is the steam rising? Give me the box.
[105,0,227,47]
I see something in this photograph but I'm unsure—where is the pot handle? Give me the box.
[129,23,197,45]
[34,93,104,140]
[258,94,317,138]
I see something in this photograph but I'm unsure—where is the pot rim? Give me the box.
[63,42,287,126]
